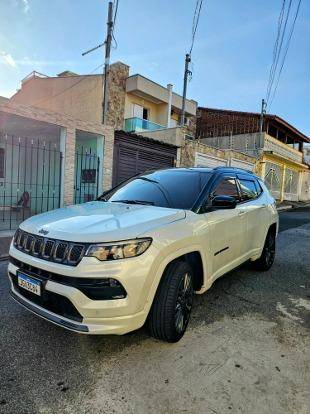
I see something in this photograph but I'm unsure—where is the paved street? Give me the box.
[0,209,309,414]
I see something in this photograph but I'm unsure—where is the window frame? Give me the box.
[197,173,241,213]
[236,176,264,203]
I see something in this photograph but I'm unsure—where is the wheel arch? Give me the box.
[160,250,205,292]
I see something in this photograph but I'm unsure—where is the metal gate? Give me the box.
[283,168,299,201]
[264,162,282,200]
[0,133,62,230]
[74,148,100,204]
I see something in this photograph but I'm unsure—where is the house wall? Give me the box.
[0,102,114,206]
[261,153,309,202]
[10,62,129,130]
[300,171,310,201]
[11,75,103,125]
[179,139,257,171]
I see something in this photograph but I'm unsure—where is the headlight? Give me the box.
[85,238,152,261]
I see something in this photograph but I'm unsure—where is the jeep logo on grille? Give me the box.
[38,228,49,235]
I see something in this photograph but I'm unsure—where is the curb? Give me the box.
[277,205,293,211]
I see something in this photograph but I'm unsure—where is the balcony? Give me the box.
[124,117,165,133]
[264,134,303,164]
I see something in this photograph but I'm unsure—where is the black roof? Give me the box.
[142,166,257,178]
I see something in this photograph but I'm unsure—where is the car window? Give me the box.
[254,179,263,196]
[239,179,258,201]
[212,178,240,200]
[106,170,212,209]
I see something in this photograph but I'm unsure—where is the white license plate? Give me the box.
[17,272,41,296]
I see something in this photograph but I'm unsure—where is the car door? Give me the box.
[206,175,247,277]
[237,176,269,253]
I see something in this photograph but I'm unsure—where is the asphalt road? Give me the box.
[278,207,310,232]
[0,209,309,414]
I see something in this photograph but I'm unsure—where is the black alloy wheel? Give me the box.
[148,261,194,342]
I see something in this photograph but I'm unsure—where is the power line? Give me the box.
[112,0,119,49]
[266,0,293,104]
[266,0,286,102]
[270,0,302,105]
[189,0,203,55]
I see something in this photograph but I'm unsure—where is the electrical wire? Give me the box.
[269,0,302,105]
[189,0,203,55]
[112,0,119,49]
[266,0,293,104]
[266,0,286,102]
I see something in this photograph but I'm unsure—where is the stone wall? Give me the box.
[105,62,129,130]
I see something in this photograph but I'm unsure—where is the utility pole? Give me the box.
[259,98,267,133]
[180,53,192,126]
[102,1,114,124]
[82,1,114,125]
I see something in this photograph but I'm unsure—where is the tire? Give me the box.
[252,229,276,271]
[148,261,194,343]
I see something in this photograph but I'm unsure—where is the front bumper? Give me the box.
[8,243,158,335]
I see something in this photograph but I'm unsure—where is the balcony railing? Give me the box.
[124,117,165,133]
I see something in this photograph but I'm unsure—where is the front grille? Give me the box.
[10,272,82,322]
[9,256,127,301]
[13,229,86,266]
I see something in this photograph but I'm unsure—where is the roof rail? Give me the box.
[213,166,254,174]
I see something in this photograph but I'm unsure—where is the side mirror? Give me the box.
[211,195,237,209]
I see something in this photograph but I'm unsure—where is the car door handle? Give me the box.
[238,211,246,216]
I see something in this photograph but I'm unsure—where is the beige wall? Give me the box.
[300,171,310,201]
[11,75,103,124]
[124,93,163,125]
[10,62,129,130]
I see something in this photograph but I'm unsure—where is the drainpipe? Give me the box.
[167,84,173,128]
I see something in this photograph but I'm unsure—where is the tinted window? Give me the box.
[106,170,212,209]
[239,179,258,200]
[213,178,240,200]
[254,179,263,195]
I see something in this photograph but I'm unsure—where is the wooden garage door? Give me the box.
[113,131,177,186]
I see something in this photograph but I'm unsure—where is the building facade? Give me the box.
[196,107,310,201]
[10,62,197,136]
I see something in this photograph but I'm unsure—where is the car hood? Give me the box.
[20,201,186,243]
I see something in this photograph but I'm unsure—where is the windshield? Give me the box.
[103,170,212,209]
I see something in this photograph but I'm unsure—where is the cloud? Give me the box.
[21,0,30,13]
[0,51,17,68]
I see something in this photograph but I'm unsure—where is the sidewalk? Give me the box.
[276,201,310,211]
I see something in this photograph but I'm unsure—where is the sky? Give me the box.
[0,0,309,135]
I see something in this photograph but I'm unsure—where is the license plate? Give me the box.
[17,272,41,296]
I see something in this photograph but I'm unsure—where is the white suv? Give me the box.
[8,167,278,342]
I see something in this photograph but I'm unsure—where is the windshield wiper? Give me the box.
[111,199,154,205]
